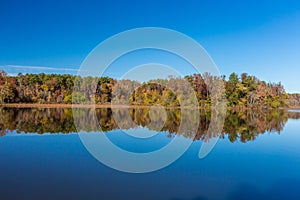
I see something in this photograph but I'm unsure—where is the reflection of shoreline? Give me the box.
[0,130,6,138]
[1,103,300,110]
[1,107,298,143]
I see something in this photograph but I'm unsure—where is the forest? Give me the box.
[0,70,298,108]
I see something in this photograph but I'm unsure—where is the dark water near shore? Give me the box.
[0,108,300,200]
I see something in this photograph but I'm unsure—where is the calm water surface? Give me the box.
[0,108,299,200]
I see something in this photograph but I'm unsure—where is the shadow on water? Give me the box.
[1,107,300,143]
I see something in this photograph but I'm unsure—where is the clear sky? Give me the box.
[0,0,299,92]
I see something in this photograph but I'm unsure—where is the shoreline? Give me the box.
[0,103,181,109]
[1,103,300,110]
[282,106,300,110]
[0,103,154,109]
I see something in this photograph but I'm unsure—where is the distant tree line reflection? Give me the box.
[1,108,299,143]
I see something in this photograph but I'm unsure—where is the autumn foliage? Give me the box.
[0,71,296,108]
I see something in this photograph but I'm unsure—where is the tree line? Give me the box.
[0,70,296,108]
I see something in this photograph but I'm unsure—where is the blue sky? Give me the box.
[0,0,299,92]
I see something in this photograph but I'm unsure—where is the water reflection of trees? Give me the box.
[1,108,299,143]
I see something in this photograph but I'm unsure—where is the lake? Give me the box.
[0,107,300,200]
